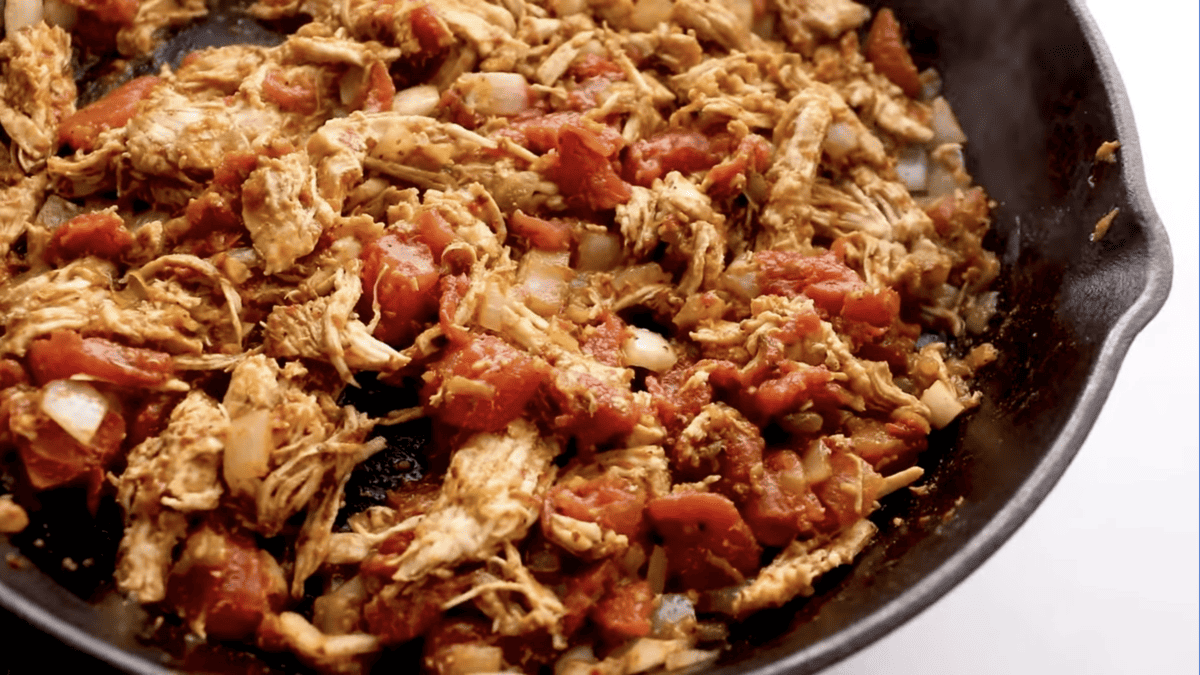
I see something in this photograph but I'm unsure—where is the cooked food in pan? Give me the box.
[0,0,998,672]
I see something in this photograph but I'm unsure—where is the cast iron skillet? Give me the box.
[0,0,1174,672]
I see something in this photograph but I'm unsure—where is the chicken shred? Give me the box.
[0,2,1001,673]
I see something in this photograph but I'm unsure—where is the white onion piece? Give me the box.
[929,96,968,145]
[40,380,108,446]
[650,594,696,638]
[555,645,598,675]
[801,439,833,485]
[924,162,958,199]
[575,229,622,271]
[5,0,43,36]
[392,84,440,117]
[435,643,504,675]
[630,0,672,31]
[223,408,273,497]
[622,328,677,372]
[921,379,965,429]
[613,263,671,293]
[458,72,531,116]
[519,250,572,316]
[42,0,75,30]
[895,145,928,193]
[823,121,858,160]
[478,284,509,332]
[339,66,365,106]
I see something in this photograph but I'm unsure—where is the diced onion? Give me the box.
[392,84,440,117]
[823,121,858,160]
[621,327,677,372]
[613,263,671,293]
[630,0,672,31]
[920,379,965,429]
[223,408,273,497]
[930,96,968,145]
[478,283,509,332]
[801,439,833,485]
[458,72,532,116]
[519,249,572,316]
[339,66,366,106]
[575,229,622,272]
[40,380,108,446]
[435,643,504,675]
[650,594,695,638]
[895,145,928,193]
[555,645,598,675]
[4,0,44,36]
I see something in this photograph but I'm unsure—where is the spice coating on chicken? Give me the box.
[0,1,999,673]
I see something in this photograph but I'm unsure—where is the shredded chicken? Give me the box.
[0,1,1001,673]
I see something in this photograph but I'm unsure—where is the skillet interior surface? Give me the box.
[0,0,1173,673]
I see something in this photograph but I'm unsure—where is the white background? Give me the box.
[827,1,1200,673]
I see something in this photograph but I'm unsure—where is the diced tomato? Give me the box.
[924,186,990,237]
[167,525,288,641]
[59,76,160,152]
[560,560,617,636]
[0,359,27,390]
[125,393,180,449]
[409,4,454,53]
[706,134,772,199]
[501,112,580,154]
[14,396,125,511]
[364,577,469,646]
[28,331,174,388]
[645,492,761,590]
[349,61,395,113]
[624,130,721,187]
[415,209,456,261]
[544,473,647,537]
[261,68,320,116]
[63,0,138,24]
[564,54,626,110]
[437,273,471,345]
[811,451,884,532]
[508,210,573,251]
[547,120,633,210]
[360,233,441,346]
[864,8,922,98]
[213,151,261,191]
[755,250,899,328]
[510,115,631,211]
[740,362,840,421]
[741,450,827,546]
[568,54,625,81]
[45,211,134,264]
[645,358,713,435]
[421,335,548,432]
[592,580,654,644]
[546,368,640,449]
[580,312,629,368]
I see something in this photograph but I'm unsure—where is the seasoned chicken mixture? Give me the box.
[0,0,999,673]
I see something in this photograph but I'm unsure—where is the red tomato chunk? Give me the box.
[359,233,440,346]
[421,335,548,432]
[59,76,160,152]
[28,330,174,388]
